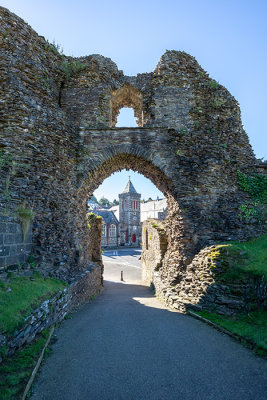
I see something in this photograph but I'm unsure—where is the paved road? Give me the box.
[31,249,266,400]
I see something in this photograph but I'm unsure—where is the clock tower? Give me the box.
[119,178,141,245]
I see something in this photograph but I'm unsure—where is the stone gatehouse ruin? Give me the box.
[0,7,265,308]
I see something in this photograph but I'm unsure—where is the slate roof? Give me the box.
[122,179,138,194]
[94,210,119,225]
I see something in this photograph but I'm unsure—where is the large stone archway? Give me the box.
[0,7,264,304]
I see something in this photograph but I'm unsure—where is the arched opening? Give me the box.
[72,150,195,297]
[116,107,138,127]
[92,168,164,248]
[110,84,143,127]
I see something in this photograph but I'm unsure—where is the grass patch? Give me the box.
[0,330,50,400]
[194,309,267,356]
[220,234,267,282]
[0,274,67,335]
[196,234,267,356]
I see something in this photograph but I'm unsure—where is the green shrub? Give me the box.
[44,40,63,55]
[211,98,225,108]
[177,127,188,136]
[60,60,86,80]
[238,201,261,222]
[237,170,267,204]
[209,80,219,89]
[237,170,267,223]
[0,150,11,169]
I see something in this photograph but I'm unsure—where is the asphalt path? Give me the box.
[30,248,267,400]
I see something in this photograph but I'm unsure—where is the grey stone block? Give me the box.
[0,216,9,223]
[0,246,10,256]
[24,229,32,244]
[16,244,26,253]
[0,257,6,268]
[9,245,18,255]
[0,223,7,233]
[4,234,15,245]
[7,223,20,234]
[25,244,32,252]
[14,233,23,243]
[5,254,25,266]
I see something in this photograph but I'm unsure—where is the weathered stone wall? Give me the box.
[0,6,79,276]
[0,215,32,272]
[142,219,167,284]
[142,221,267,315]
[87,215,102,262]
[0,262,102,361]
[0,6,265,299]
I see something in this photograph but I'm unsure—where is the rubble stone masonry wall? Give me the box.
[142,220,267,315]
[0,215,32,271]
[0,6,265,310]
[0,262,102,361]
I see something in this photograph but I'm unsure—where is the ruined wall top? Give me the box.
[0,5,252,144]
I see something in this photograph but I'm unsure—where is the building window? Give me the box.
[102,224,106,237]
[109,224,116,237]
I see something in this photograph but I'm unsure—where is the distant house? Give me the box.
[94,209,119,247]
[140,198,167,222]
[87,200,101,211]
[109,204,119,220]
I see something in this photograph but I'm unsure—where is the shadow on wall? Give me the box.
[141,220,267,317]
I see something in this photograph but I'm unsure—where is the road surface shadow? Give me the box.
[29,280,267,400]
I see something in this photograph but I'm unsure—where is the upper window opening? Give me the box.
[110,84,143,127]
[116,107,138,127]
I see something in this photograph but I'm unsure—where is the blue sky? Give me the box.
[2,0,266,200]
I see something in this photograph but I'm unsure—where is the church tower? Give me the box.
[119,178,141,245]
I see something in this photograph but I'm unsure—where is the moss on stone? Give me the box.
[0,274,67,335]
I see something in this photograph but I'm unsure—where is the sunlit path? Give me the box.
[30,251,266,400]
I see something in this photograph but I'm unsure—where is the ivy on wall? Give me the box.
[237,170,267,222]
[237,170,267,203]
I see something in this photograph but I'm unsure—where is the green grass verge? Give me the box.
[225,234,267,279]
[0,273,67,335]
[214,234,267,282]
[194,309,267,357]
[0,330,50,400]
[194,234,267,356]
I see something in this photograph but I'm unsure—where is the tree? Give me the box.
[99,197,111,207]
[90,195,98,203]
[112,199,119,206]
